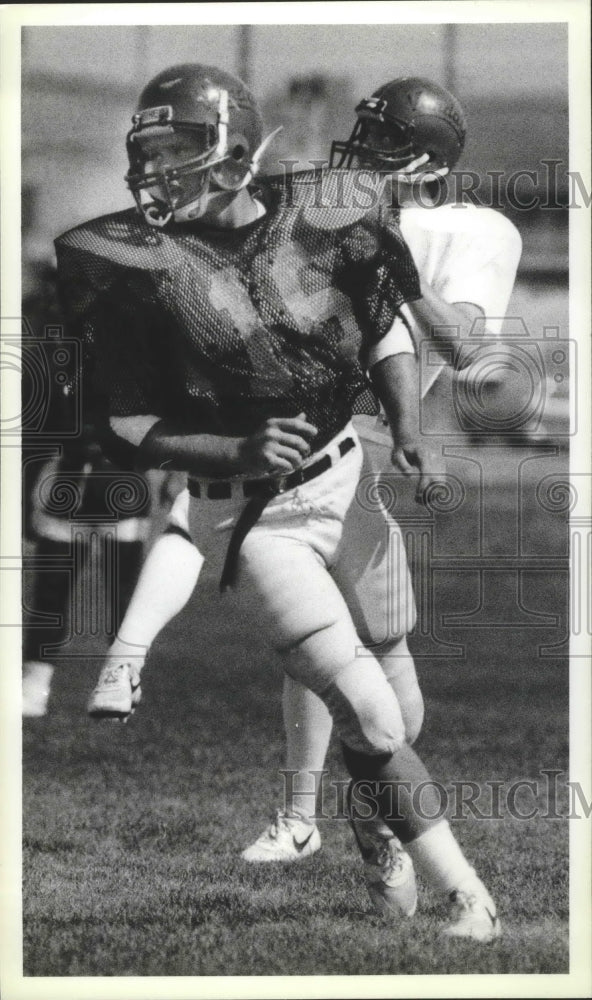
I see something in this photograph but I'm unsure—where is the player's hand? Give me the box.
[159,469,188,507]
[395,152,450,186]
[238,414,318,477]
[391,438,446,505]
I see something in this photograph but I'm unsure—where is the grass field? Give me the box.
[22,432,571,979]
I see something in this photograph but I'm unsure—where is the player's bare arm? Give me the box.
[137,414,318,478]
[409,279,521,387]
[371,351,443,502]
[406,279,485,362]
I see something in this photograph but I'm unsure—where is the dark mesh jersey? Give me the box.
[55,169,420,452]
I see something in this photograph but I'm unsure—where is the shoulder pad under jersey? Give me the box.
[261,168,390,231]
[55,209,189,272]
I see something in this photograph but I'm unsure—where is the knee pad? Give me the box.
[320,658,407,755]
[282,613,407,756]
[378,637,424,744]
[400,693,424,746]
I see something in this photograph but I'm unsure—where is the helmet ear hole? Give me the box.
[211,131,252,190]
[226,133,249,164]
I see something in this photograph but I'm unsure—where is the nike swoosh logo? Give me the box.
[293,830,315,852]
[485,907,498,926]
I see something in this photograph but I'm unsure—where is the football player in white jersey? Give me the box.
[81,69,508,941]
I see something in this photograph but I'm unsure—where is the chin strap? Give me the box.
[138,189,173,228]
[144,204,173,228]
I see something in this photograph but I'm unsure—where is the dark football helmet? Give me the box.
[330,76,467,173]
[126,63,277,226]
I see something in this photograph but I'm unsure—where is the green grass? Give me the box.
[22,443,570,977]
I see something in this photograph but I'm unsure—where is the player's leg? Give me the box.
[281,676,332,820]
[23,537,149,717]
[234,525,499,938]
[377,637,424,744]
[88,488,204,719]
[243,458,423,862]
[241,675,331,862]
[332,457,423,739]
[334,493,498,938]
[22,536,73,717]
[106,528,202,657]
[243,649,423,864]
[342,740,500,940]
[243,655,421,863]
[300,617,499,939]
[113,540,145,634]
[87,534,152,718]
[23,454,79,717]
[235,524,412,883]
[330,475,461,920]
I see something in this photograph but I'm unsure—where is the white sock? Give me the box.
[108,532,204,668]
[406,820,482,896]
[282,674,333,821]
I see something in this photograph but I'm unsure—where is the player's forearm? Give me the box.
[407,280,484,361]
[370,352,420,446]
[371,340,445,501]
[411,280,521,377]
[137,421,244,477]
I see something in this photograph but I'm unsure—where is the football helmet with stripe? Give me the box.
[126,63,277,226]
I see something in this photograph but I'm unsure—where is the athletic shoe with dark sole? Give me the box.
[359,830,418,919]
[347,779,417,919]
[87,661,142,721]
[441,886,501,942]
[241,811,321,863]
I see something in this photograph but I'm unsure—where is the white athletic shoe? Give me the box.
[241,811,321,863]
[22,662,54,718]
[441,885,501,942]
[87,661,142,721]
[360,833,418,919]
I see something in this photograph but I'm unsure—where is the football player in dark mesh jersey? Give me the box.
[56,64,499,940]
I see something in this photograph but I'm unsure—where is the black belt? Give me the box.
[188,436,356,592]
